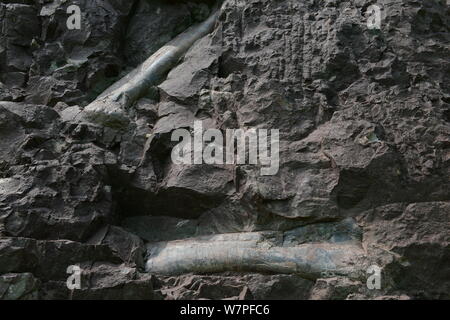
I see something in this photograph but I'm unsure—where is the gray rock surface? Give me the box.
[0,0,448,299]
[0,272,40,300]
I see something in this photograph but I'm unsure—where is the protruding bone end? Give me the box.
[82,98,129,128]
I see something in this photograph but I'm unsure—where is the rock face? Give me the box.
[0,0,449,300]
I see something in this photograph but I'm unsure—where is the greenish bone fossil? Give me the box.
[145,231,365,278]
[82,7,221,126]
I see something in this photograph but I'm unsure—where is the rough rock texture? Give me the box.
[0,0,449,300]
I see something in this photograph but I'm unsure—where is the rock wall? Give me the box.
[0,0,448,299]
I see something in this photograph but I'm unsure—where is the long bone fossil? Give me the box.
[145,231,366,278]
[82,5,221,126]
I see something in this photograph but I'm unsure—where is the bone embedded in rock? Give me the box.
[82,8,221,127]
[145,231,365,278]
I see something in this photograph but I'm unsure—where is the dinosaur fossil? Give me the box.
[82,5,221,127]
[145,231,366,279]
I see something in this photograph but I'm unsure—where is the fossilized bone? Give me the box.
[145,231,366,279]
[82,7,221,126]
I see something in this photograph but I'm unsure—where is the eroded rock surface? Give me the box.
[0,0,449,299]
